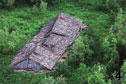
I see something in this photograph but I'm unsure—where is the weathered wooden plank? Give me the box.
[22,59,28,69]
[15,59,28,69]
[28,59,32,69]
[15,59,47,71]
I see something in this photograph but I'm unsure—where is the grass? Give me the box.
[0,1,111,84]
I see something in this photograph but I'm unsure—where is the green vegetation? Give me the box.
[0,0,126,84]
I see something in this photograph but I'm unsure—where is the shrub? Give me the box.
[101,32,119,74]
[120,0,126,10]
[0,27,23,54]
[6,0,15,8]
[32,5,40,14]
[0,0,15,8]
[40,77,56,84]
[40,0,47,14]
[0,2,2,8]
[32,0,47,15]
[46,0,65,5]
[121,61,126,84]
[69,64,110,84]
[78,0,100,6]
[121,61,126,73]
[99,0,126,12]
[111,8,126,66]
[29,0,41,6]
[100,8,126,74]
[66,36,94,68]
[99,0,119,12]
[30,0,40,3]
[55,76,67,84]
[0,21,28,54]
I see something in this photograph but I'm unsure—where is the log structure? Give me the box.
[10,13,86,72]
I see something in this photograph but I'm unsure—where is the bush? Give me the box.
[29,0,62,5]
[69,64,111,84]
[0,20,28,54]
[32,5,40,14]
[121,61,126,73]
[121,61,126,84]
[111,8,126,66]
[120,0,126,10]
[29,0,43,6]
[32,0,47,15]
[99,0,126,12]
[40,0,47,14]
[0,27,24,54]
[0,0,15,8]
[0,0,47,9]
[99,0,119,12]
[0,2,2,8]
[46,0,65,5]
[78,0,100,6]
[101,31,119,74]
[40,77,56,84]
[55,76,67,84]
[66,36,93,68]
[30,0,40,3]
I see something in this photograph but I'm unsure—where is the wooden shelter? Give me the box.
[10,13,86,72]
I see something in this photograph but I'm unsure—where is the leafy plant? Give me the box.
[68,64,110,84]
[0,27,20,54]
[99,0,119,12]
[40,0,47,14]
[55,76,67,84]
[32,0,47,15]
[121,61,126,84]
[0,0,15,8]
